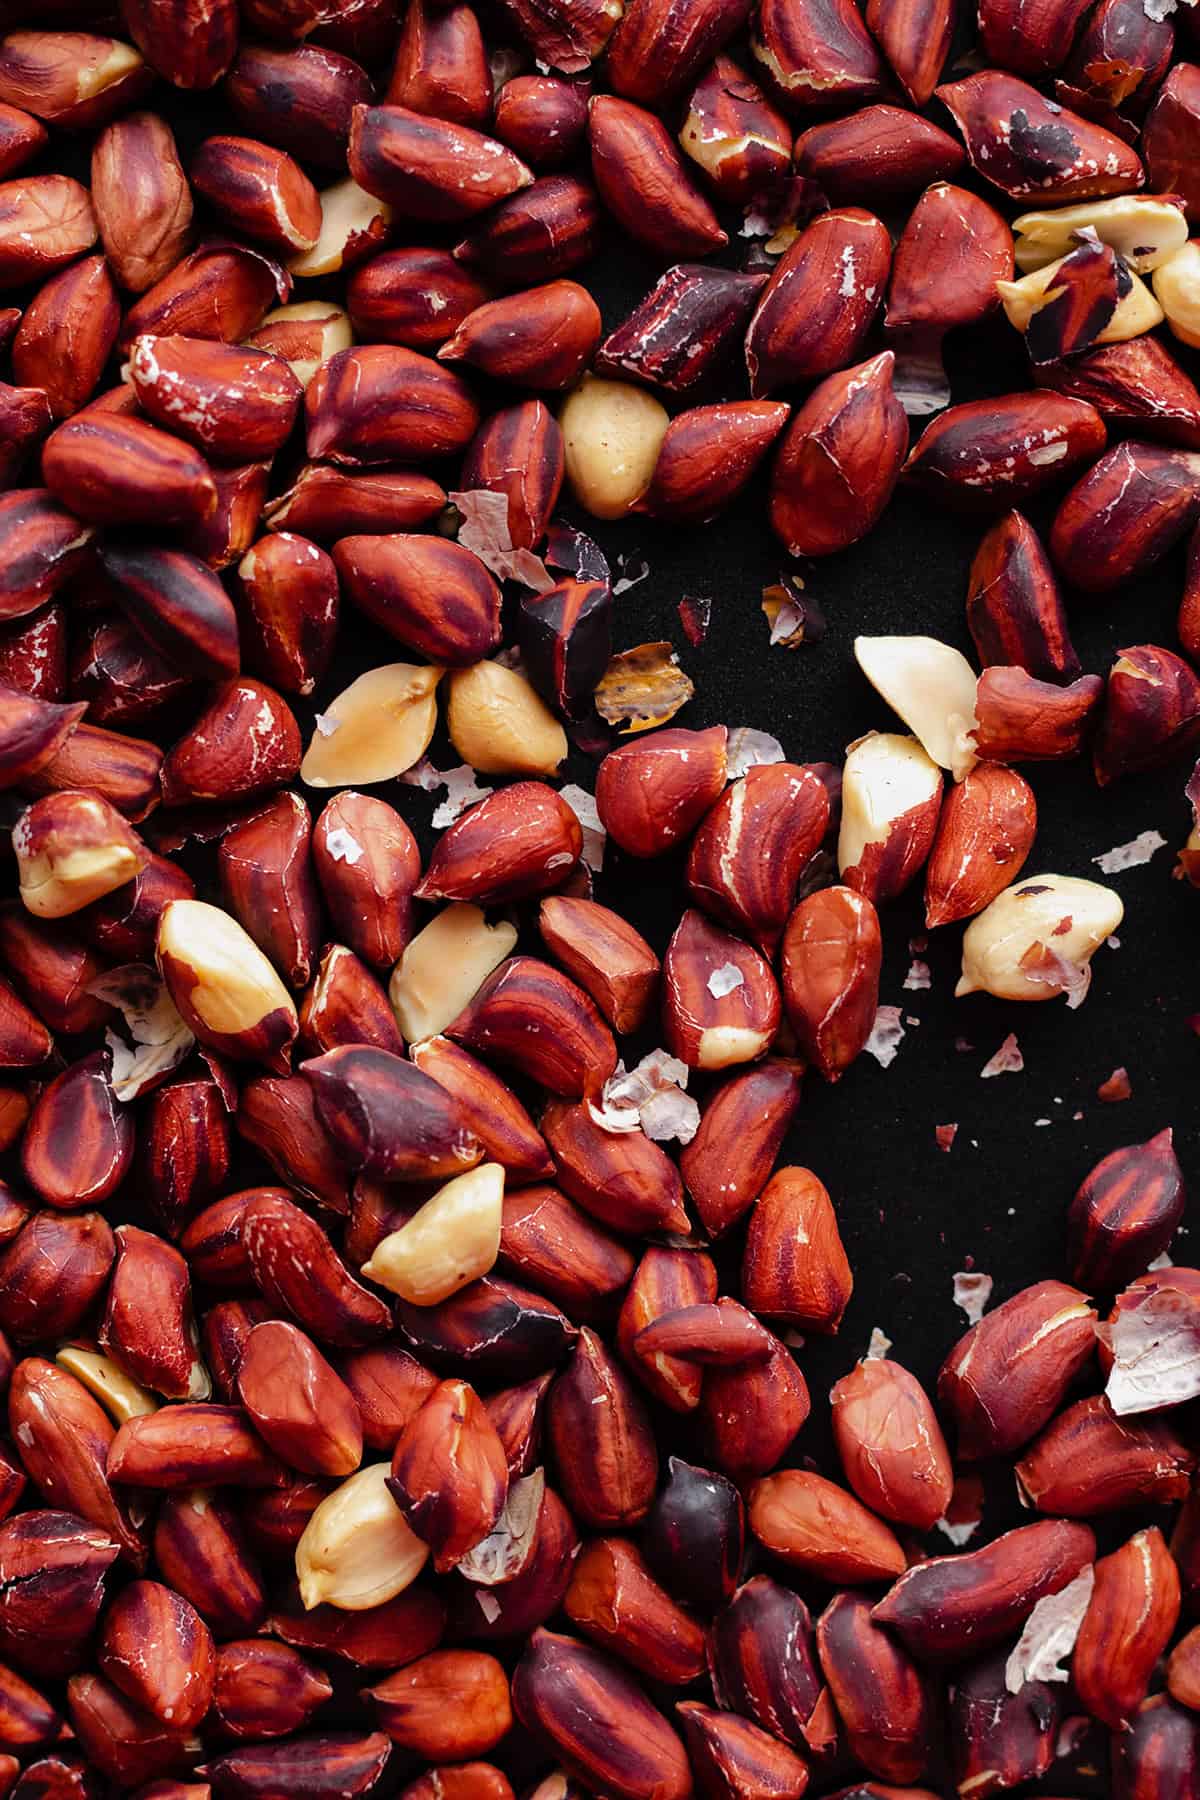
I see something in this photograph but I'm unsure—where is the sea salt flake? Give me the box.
[981,1032,1023,1077]
[400,757,444,792]
[865,1005,905,1068]
[313,712,339,737]
[450,488,555,590]
[1005,1567,1095,1692]
[613,554,649,595]
[589,1050,698,1145]
[866,1326,892,1360]
[936,1515,981,1547]
[707,962,744,998]
[953,1271,993,1325]
[322,828,362,864]
[904,959,931,991]
[1101,1284,1200,1415]
[89,964,195,1103]
[431,766,493,828]
[725,726,785,779]
[1093,830,1167,873]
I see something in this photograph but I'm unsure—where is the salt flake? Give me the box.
[980,1032,1023,1078]
[866,1326,892,1360]
[936,1515,981,1548]
[588,1051,699,1145]
[1005,1567,1095,1693]
[904,959,931,991]
[865,1005,905,1068]
[725,726,785,779]
[1093,830,1167,873]
[953,1270,993,1325]
[431,766,493,828]
[707,962,744,998]
[450,488,555,591]
[89,964,195,1103]
[1101,1284,1200,1415]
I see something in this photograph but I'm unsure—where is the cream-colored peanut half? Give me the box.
[389,904,517,1042]
[997,256,1163,342]
[447,661,568,777]
[560,375,669,520]
[56,1345,157,1425]
[296,1462,428,1610]
[289,179,392,278]
[301,662,442,788]
[855,636,979,781]
[363,1162,504,1305]
[1013,196,1189,274]
[1154,241,1200,351]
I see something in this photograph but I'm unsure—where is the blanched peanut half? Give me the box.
[1154,241,1200,351]
[363,1162,505,1305]
[245,300,354,387]
[389,904,517,1043]
[1013,196,1189,274]
[560,375,670,520]
[997,257,1163,342]
[855,636,978,780]
[288,179,393,278]
[957,872,1123,1002]
[300,663,442,787]
[447,661,568,777]
[296,1462,429,1610]
[158,898,297,1048]
[56,1345,157,1425]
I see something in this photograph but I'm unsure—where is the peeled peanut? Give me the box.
[288,180,392,278]
[389,904,517,1043]
[560,376,669,520]
[363,1163,505,1305]
[998,257,1163,342]
[1153,241,1200,350]
[1013,196,1189,274]
[854,636,978,780]
[56,1345,157,1425]
[957,872,1123,1002]
[301,663,442,787]
[296,1462,429,1610]
[447,661,568,776]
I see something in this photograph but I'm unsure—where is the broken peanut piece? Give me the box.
[957,872,1124,1003]
[300,663,442,788]
[389,905,518,1044]
[854,635,978,780]
[296,1462,429,1611]
[363,1163,505,1306]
